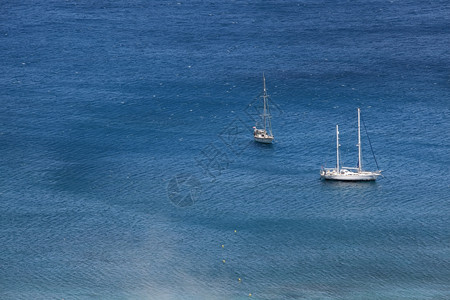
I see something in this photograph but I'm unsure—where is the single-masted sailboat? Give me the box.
[320,108,381,181]
[253,74,274,144]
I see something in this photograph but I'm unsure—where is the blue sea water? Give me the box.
[1,0,449,299]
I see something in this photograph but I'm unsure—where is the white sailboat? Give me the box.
[320,108,381,181]
[253,74,274,144]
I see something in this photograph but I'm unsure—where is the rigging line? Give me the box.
[361,114,380,170]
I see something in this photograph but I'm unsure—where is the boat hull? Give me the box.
[254,136,274,144]
[253,128,274,144]
[320,170,381,181]
[321,174,379,181]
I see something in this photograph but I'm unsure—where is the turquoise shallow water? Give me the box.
[1,0,449,299]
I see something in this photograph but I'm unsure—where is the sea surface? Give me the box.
[1,0,449,299]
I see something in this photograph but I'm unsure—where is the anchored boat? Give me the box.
[253,74,274,144]
[321,108,381,181]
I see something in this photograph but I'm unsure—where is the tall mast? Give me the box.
[357,108,362,173]
[336,125,340,172]
[262,74,267,131]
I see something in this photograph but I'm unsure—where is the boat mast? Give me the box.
[357,108,362,173]
[336,125,340,172]
[262,74,267,132]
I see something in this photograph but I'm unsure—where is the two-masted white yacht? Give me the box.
[253,74,274,144]
[320,108,381,181]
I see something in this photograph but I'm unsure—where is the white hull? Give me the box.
[320,169,381,181]
[254,136,274,144]
[321,174,379,181]
[254,128,273,144]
